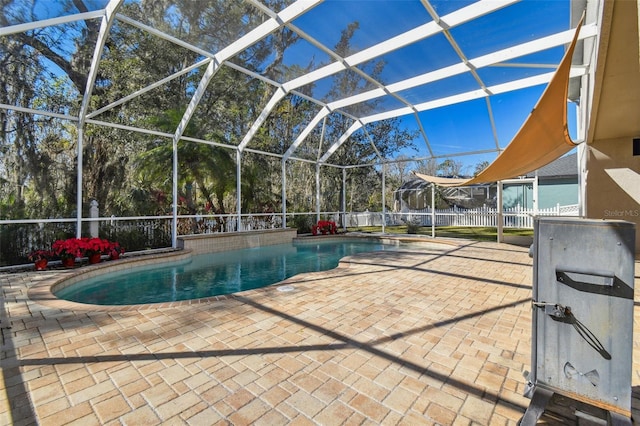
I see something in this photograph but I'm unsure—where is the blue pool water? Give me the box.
[55,239,400,305]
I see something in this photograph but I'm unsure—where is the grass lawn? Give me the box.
[346,225,533,243]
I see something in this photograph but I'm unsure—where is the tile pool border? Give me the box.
[27,233,460,312]
[27,249,203,311]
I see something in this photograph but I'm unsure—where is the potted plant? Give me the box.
[312,220,337,235]
[81,237,110,264]
[108,241,125,260]
[28,249,53,271]
[52,238,84,268]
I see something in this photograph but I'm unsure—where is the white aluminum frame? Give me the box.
[0,0,596,247]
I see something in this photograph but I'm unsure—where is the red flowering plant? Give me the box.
[52,238,85,260]
[52,237,122,262]
[27,249,53,262]
[312,220,338,235]
[79,237,111,257]
[108,241,125,258]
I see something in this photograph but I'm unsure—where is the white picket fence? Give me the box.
[345,204,580,229]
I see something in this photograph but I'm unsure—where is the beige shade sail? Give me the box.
[414,16,584,188]
[411,174,469,186]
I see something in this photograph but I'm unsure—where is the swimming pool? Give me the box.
[54,239,401,305]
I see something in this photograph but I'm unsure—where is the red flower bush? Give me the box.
[52,238,85,260]
[27,249,53,262]
[80,237,111,256]
[52,237,122,260]
[312,220,337,235]
[108,241,125,258]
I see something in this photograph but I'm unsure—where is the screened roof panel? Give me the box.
[256,94,326,157]
[448,1,570,58]
[299,68,380,103]
[340,94,408,119]
[291,0,433,54]
[503,46,566,66]
[476,64,556,89]
[329,122,397,166]
[117,0,269,56]
[30,19,101,64]
[0,0,592,171]
[91,22,206,115]
[228,30,334,83]
[182,68,280,144]
[419,98,498,155]
[389,114,426,157]
[288,111,360,163]
[364,33,461,85]
[429,0,478,16]
[255,0,297,14]
[93,85,191,133]
[396,72,483,106]
[1,0,108,23]
[489,85,546,145]
[0,28,88,117]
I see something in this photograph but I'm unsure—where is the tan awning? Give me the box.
[414,16,584,188]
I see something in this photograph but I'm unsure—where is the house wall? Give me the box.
[586,138,640,253]
[582,0,640,255]
[538,178,579,209]
[503,183,533,209]
[503,179,578,210]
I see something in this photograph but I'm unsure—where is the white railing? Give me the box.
[175,213,287,234]
[346,204,579,229]
[0,205,580,266]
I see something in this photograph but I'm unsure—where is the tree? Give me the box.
[473,160,491,177]
[414,158,439,176]
[0,25,81,218]
[437,158,463,177]
[390,155,413,184]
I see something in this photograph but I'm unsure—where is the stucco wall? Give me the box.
[585,139,640,253]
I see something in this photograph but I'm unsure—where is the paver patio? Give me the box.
[1,238,639,425]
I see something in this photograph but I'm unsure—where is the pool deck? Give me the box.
[2,237,640,425]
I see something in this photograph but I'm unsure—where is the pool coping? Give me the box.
[27,234,462,312]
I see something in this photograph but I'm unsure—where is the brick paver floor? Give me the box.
[1,238,639,425]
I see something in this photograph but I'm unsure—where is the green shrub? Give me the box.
[403,217,422,234]
[290,215,314,234]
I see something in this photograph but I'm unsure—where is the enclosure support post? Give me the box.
[342,168,347,231]
[431,183,435,238]
[282,160,287,229]
[316,163,321,223]
[533,174,539,216]
[237,150,242,232]
[172,138,178,247]
[75,0,124,240]
[578,141,587,217]
[76,128,84,239]
[497,181,504,243]
[382,163,386,233]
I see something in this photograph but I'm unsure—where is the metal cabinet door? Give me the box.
[532,217,635,414]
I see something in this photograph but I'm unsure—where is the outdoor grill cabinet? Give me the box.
[520,217,636,425]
